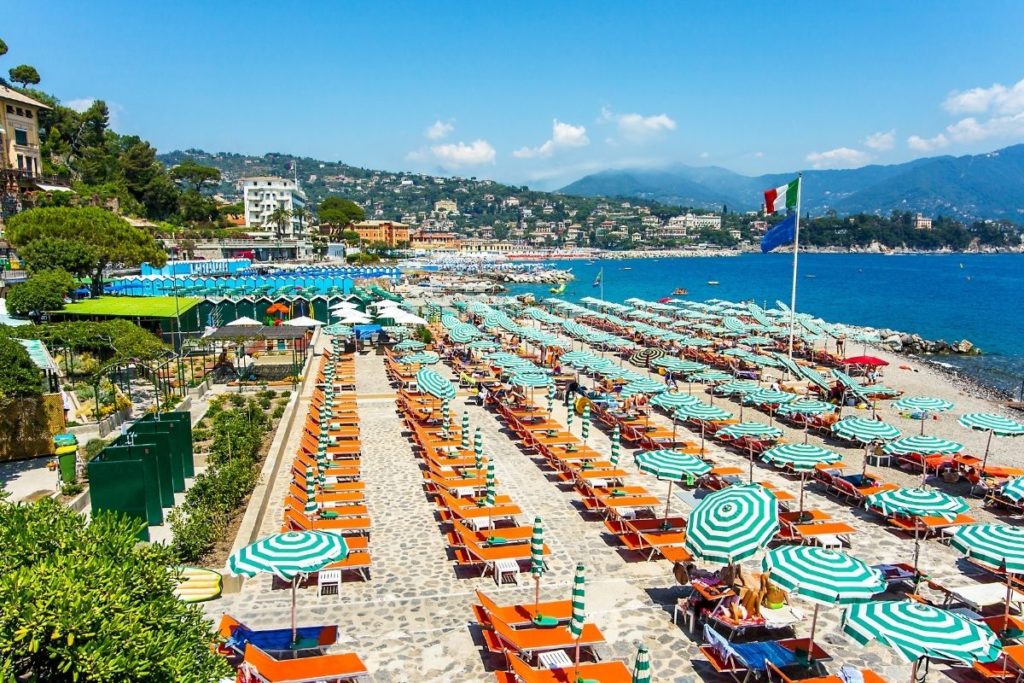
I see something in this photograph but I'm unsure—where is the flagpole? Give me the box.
[787,174,803,360]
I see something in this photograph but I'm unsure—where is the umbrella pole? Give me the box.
[799,472,806,518]
[981,429,994,473]
[920,413,926,436]
[910,658,919,683]
[1005,572,1013,640]
[534,575,541,614]
[700,423,706,455]
[574,637,581,682]
[664,479,673,523]
[807,603,820,662]
[748,445,755,483]
[291,575,298,645]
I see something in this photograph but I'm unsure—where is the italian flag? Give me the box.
[764,178,800,213]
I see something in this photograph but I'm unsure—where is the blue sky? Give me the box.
[6,1,1024,188]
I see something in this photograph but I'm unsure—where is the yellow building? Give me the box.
[410,229,459,250]
[352,220,410,247]
[1,85,48,176]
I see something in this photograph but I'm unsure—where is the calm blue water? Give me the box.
[508,253,1024,398]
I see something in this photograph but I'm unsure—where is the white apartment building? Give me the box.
[241,177,308,237]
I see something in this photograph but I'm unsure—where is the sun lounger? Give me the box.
[283,506,371,536]
[766,661,888,683]
[240,643,369,683]
[472,590,573,628]
[495,652,632,683]
[700,624,828,682]
[217,614,337,657]
[486,614,605,658]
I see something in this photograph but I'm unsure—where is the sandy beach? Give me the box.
[208,299,1024,683]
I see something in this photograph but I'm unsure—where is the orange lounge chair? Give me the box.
[283,506,371,536]
[454,536,549,574]
[239,643,368,683]
[494,652,632,683]
[450,519,534,546]
[289,482,363,505]
[485,614,605,658]
[472,590,572,628]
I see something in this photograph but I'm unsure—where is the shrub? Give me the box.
[272,405,285,419]
[228,394,246,407]
[84,438,108,461]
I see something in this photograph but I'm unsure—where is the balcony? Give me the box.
[1,168,71,189]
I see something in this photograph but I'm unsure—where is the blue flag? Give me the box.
[760,213,796,253]
[592,268,603,287]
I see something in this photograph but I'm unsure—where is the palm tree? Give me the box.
[290,206,309,236]
[267,207,291,239]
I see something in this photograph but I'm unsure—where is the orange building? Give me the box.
[410,230,460,250]
[351,220,411,247]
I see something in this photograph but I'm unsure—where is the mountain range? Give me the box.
[559,145,1024,221]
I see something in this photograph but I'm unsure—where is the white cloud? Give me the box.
[64,97,122,127]
[907,76,1024,153]
[864,129,895,151]
[599,107,677,142]
[907,133,949,152]
[66,98,97,112]
[699,151,710,159]
[430,139,496,167]
[943,78,1024,115]
[514,119,589,158]
[805,147,870,169]
[425,119,454,140]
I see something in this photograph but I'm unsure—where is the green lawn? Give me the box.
[58,296,202,318]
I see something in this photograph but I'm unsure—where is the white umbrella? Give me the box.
[329,301,360,311]
[390,311,428,325]
[226,316,262,326]
[335,310,372,324]
[284,316,324,327]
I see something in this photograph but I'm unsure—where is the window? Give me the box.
[5,105,12,113]
[14,129,29,146]
[17,155,24,169]
[25,110,32,119]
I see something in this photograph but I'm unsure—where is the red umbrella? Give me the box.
[842,355,888,367]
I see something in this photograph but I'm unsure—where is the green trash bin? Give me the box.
[57,452,77,484]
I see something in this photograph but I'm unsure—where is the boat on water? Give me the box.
[549,282,567,295]
[707,280,720,286]
[621,267,632,271]
[805,274,817,279]
[672,288,688,296]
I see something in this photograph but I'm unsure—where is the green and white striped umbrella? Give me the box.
[650,392,702,410]
[950,524,1024,574]
[882,435,963,456]
[632,644,651,683]
[841,601,1002,665]
[776,399,835,416]
[461,412,470,449]
[228,531,348,580]
[674,402,733,422]
[959,413,1024,470]
[893,396,954,413]
[763,546,887,605]
[530,516,546,578]
[635,449,712,480]
[560,351,593,364]
[441,398,451,434]
[581,403,591,442]
[509,372,553,388]
[610,424,621,466]
[1000,477,1024,502]
[763,546,888,657]
[474,427,484,471]
[865,487,968,521]
[393,339,425,352]
[959,413,1024,436]
[832,417,900,443]
[714,380,761,396]
[547,385,556,415]
[467,339,499,351]
[717,422,783,441]
[416,368,456,400]
[762,443,841,471]
[691,370,734,383]
[685,484,779,564]
[399,351,440,365]
[569,563,586,638]
[567,403,574,432]
[303,486,319,514]
[483,461,496,507]
[744,388,799,405]
[620,378,667,397]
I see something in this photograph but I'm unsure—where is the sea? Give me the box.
[505,253,1024,399]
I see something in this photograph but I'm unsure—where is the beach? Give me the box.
[206,291,1024,683]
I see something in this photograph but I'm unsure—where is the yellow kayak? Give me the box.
[172,566,223,603]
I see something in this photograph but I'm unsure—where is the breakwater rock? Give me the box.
[491,269,575,284]
[876,330,981,355]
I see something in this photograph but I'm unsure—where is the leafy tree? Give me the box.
[177,189,218,223]
[267,207,291,238]
[0,335,42,407]
[8,64,40,87]
[317,196,365,226]
[290,205,309,234]
[119,139,178,219]
[169,160,221,193]
[0,498,231,682]
[5,269,77,318]
[6,207,167,295]
[0,38,8,57]
[17,237,96,278]
[340,229,361,245]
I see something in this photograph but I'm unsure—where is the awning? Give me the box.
[35,183,74,193]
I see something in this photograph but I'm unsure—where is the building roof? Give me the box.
[57,296,203,318]
[205,324,307,340]
[0,85,50,110]
[354,220,409,228]
[16,339,59,373]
